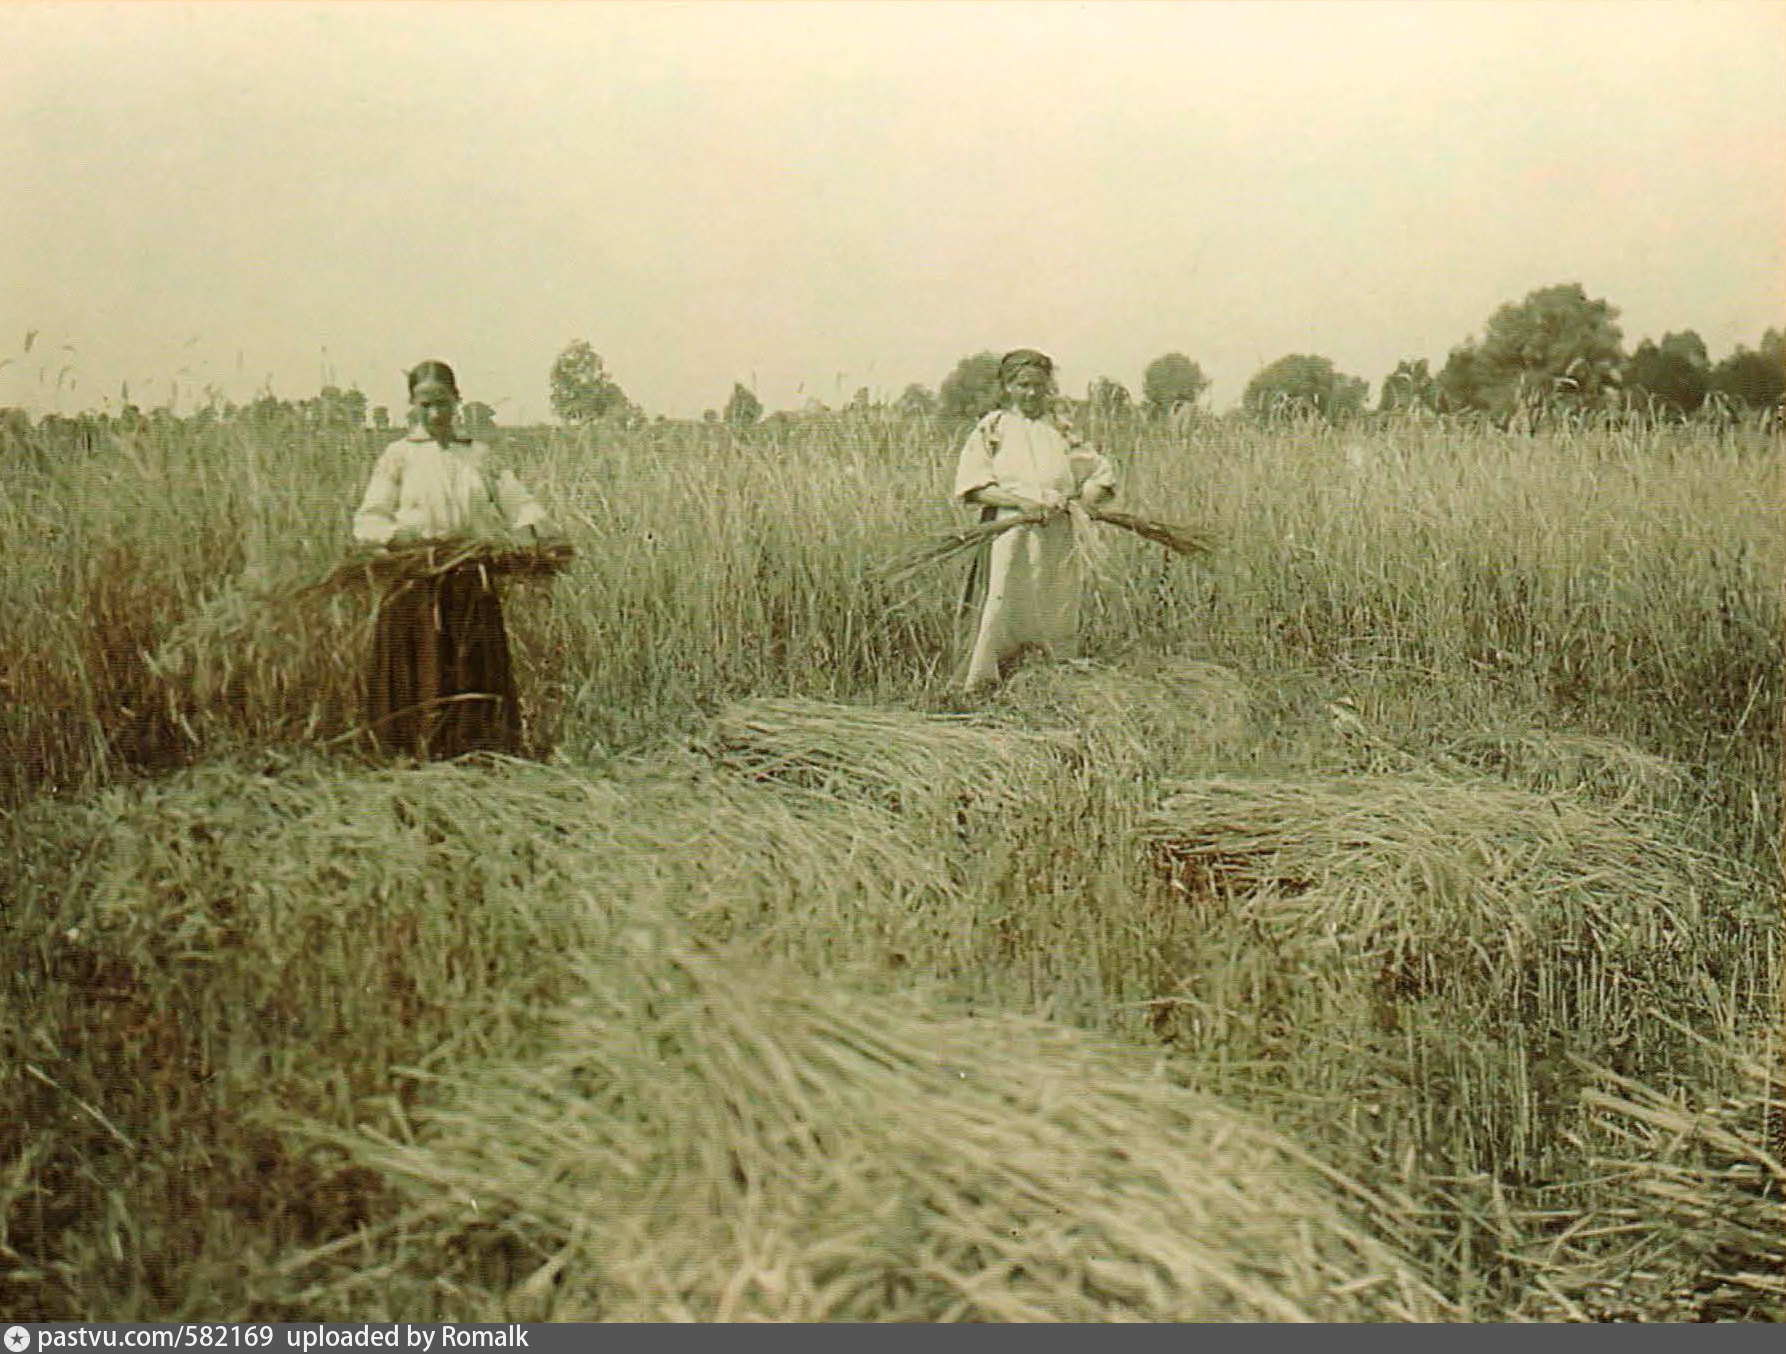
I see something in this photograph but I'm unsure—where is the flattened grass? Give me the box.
[291,930,1450,1322]
[1139,771,1733,979]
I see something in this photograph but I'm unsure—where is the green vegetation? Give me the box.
[547,340,629,426]
[1242,354,1370,423]
[1,402,1779,1320]
[1141,353,1209,418]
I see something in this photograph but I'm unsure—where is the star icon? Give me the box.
[5,1327,32,1353]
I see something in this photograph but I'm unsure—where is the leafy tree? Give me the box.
[549,340,627,424]
[0,406,30,452]
[938,351,1004,419]
[1434,343,1485,413]
[1243,354,1368,421]
[306,385,367,430]
[1378,358,1440,413]
[1622,332,1709,416]
[1141,353,1209,417]
[1710,329,1784,410]
[723,382,763,426]
[247,392,297,430]
[1445,283,1625,417]
[371,405,390,432]
[895,383,937,418]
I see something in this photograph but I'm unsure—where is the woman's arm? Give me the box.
[967,484,1050,513]
[493,464,549,537]
[1073,448,1118,511]
[352,445,405,544]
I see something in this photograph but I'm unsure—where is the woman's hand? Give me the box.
[969,486,1047,515]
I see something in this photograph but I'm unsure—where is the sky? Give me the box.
[2,0,1781,421]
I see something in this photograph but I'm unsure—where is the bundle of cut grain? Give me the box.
[881,508,1215,590]
[1442,724,1688,807]
[706,696,1071,830]
[1002,657,1253,785]
[0,754,959,1317]
[144,542,572,751]
[3,754,952,1123]
[302,539,575,599]
[296,929,1451,1322]
[1138,772,1737,1000]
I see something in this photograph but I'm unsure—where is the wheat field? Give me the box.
[1,405,1779,1321]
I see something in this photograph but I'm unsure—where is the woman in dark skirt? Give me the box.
[351,360,550,759]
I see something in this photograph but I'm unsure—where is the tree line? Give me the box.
[545,282,1780,429]
[5,282,1777,449]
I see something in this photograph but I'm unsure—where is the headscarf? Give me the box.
[407,359,459,399]
[999,349,1054,385]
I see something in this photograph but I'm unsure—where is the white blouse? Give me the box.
[952,411,1116,508]
[352,432,549,545]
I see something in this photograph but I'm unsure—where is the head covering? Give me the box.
[407,359,459,400]
[999,349,1054,385]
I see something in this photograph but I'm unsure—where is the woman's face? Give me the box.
[412,384,459,440]
[1005,367,1051,419]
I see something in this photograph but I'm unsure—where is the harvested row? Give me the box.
[999,657,1255,788]
[0,753,953,1317]
[287,926,1451,1322]
[4,752,954,1103]
[706,695,1074,831]
[1439,723,1689,807]
[1139,771,1738,987]
[707,659,1254,833]
[1133,769,1768,1187]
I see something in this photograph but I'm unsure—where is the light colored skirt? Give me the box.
[955,512,1082,690]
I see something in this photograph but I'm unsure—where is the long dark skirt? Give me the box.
[363,564,521,759]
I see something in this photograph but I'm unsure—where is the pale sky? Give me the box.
[2,0,1781,420]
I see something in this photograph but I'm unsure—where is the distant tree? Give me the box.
[1243,354,1368,421]
[307,385,366,431]
[1378,358,1440,413]
[938,351,1004,419]
[895,383,937,418]
[1141,353,1209,417]
[461,400,499,438]
[549,340,627,424]
[723,382,763,426]
[338,386,368,428]
[1709,329,1784,410]
[247,393,296,429]
[847,386,873,413]
[1435,342,1490,413]
[0,406,30,452]
[1622,332,1709,416]
[371,405,391,432]
[1443,283,1625,418]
